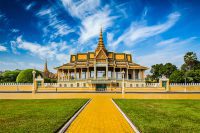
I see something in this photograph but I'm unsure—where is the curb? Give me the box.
[111,99,140,133]
[58,99,91,133]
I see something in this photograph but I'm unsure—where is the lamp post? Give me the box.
[121,70,125,94]
[32,69,36,93]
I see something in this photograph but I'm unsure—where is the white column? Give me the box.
[94,62,96,79]
[74,68,76,79]
[126,68,128,80]
[106,65,108,79]
[138,69,141,80]
[113,67,116,79]
[68,69,69,80]
[120,68,122,79]
[86,67,89,79]
[81,68,82,79]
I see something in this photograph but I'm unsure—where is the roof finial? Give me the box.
[95,26,107,53]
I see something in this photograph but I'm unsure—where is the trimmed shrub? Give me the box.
[16,69,42,83]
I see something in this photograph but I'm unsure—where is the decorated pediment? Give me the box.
[96,49,107,59]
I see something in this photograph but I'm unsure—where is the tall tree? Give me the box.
[162,63,177,78]
[150,64,164,81]
[169,70,185,83]
[182,52,198,71]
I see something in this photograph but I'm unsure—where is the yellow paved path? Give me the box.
[67,95,133,133]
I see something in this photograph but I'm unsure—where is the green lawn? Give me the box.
[114,99,200,133]
[0,99,88,133]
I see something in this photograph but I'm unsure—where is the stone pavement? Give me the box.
[67,95,134,133]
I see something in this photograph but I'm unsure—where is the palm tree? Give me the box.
[184,52,198,70]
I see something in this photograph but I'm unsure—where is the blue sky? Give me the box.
[0,0,200,73]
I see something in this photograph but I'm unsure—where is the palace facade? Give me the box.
[55,29,148,91]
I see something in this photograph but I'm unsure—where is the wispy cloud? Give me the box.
[135,37,197,72]
[10,28,19,33]
[25,2,36,11]
[0,45,7,51]
[79,7,116,44]
[36,7,74,39]
[60,0,100,19]
[10,36,76,63]
[108,12,181,50]
[0,61,43,71]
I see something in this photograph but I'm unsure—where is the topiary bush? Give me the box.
[16,69,42,83]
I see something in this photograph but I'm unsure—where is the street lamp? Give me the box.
[121,70,125,94]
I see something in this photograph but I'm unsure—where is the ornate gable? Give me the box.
[96,49,107,59]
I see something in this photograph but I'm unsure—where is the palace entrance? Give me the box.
[96,84,107,91]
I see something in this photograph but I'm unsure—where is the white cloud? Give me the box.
[108,12,181,50]
[0,45,7,51]
[79,7,116,43]
[134,37,197,73]
[60,0,100,19]
[0,61,43,71]
[10,36,76,63]
[36,8,74,39]
[25,2,36,11]
[10,28,19,33]
[156,38,179,46]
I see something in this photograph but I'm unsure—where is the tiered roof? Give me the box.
[55,29,148,70]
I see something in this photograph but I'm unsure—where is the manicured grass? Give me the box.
[0,99,88,133]
[114,99,200,133]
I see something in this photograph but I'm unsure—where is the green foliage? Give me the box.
[150,64,164,82]
[150,63,177,82]
[169,70,185,83]
[182,52,199,71]
[185,70,200,83]
[44,78,57,83]
[16,69,42,83]
[0,70,21,83]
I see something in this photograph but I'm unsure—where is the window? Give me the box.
[83,83,86,87]
[59,84,62,87]
[77,83,79,87]
[64,84,67,87]
[71,84,73,87]
[136,84,138,87]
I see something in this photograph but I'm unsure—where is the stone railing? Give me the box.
[170,83,200,86]
[0,83,33,86]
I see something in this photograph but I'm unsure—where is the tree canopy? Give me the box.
[148,51,200,83]
[16,69,42,83]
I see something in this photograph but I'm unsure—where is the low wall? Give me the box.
[0,83,32,91]
[170,86,200,92]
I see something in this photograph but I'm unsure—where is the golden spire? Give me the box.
[95,27,107,53]
[44,59,49,73]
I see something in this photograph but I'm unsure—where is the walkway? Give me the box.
[66,95,134,133]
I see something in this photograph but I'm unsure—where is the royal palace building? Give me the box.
[55,29,148,91]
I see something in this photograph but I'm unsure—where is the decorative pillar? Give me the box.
[106,66,108,79]
[133,69,135,80]
[138,69,141,80]
[74,68,76,79]
[113,67,116,79]
[81,68,82,79]
[126,68,128,80]
[87,67,89,79]
[68,69,69,80]
[94,62,96,79]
